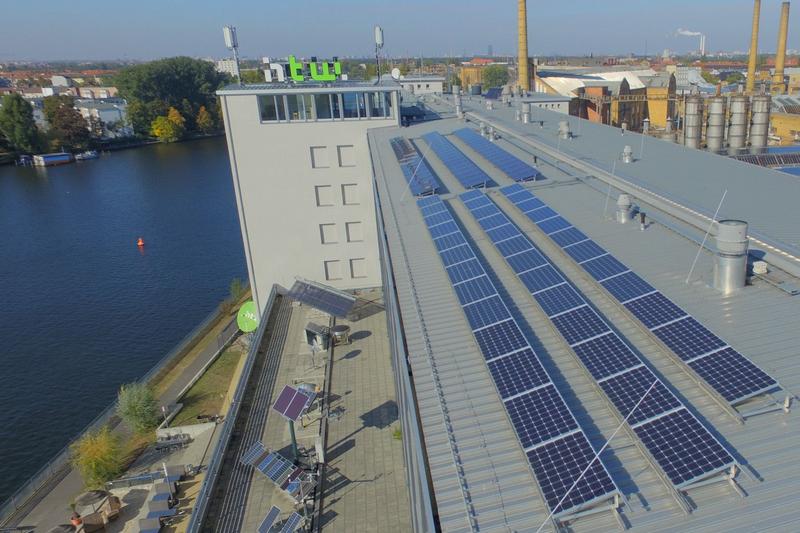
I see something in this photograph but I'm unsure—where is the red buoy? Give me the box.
[137,237,145,247]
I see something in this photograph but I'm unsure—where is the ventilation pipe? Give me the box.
[522,103,531,123]
[727,94,749,154]
[684,88,703,149]
[662,118,677,142]
[616,194,634,223]
[621,145,634,163]
[643,118,650,134]
[746,0,762,94]
[773,2,791,94]
[749,91,771,153]
[558,120,571,139]
[706,96,726,153]
[714,220,749,293]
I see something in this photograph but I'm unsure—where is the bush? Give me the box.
[71,427,123,488]
[229,277,246,302]
[117,383,159,433]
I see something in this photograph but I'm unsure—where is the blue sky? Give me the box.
[1,0,797,61]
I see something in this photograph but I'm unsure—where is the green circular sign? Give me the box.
[237,300,259,332]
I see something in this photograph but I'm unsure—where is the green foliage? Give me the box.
[239,69,264,84]
[229,277,246,302]
[725,72,745,85]
[701,71,720,85]
[447,73,462,90]
[0,94,42,153]
[482,65,509,89]
[115,57,229,136]
[196,105,214,134]
[71,427,123,488]
[42,95,75,125]
[116,383,159,434]
[48,105,91,151]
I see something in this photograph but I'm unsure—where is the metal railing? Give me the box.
[0,303,237,526]
[186,285,281,533]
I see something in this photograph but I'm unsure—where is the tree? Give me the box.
[42,95,75,126]
[151,116,180,142]
[230,277,246,301]
[239,69,264,84]
[49,105,91,150]
[71,427,122,488]
[196,105,214,134]
[115,56,229,136]
[117,383,159,433]
[482,65,509,89]
[167,107,185,137]
[701,71,720,85]
[447,73,462,91]
[0,94,41,153]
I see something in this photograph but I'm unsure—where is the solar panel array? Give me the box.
[416,194,619,516]
[453,128,540,182]
[287,280,357,318]
[733,152,800,167]
[421,132,492,189]
[484,87,503,100]
[500,184,779,406]
[279,512,303,533]
[258,506,281,533]
[460,189,737,488]
[389,136,439,196]
[272,385,316,422]
[242,442,314,502]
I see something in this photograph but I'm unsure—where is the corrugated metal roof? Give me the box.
[368,108,800,531]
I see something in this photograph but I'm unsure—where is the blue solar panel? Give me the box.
[549,227,588,248]
[258,506,281,533]
[506,249,548,273]
[424,211,451,227]
[564,240,606,264]
[496,235,533,256]
[484,87,503,100]
[600,271,654,303]
[571,333,640,381]
[528,206,558,222]
[689,348,777,403]
[460,189,485,203]
[652,317,726,361]
[440,244,475,266]
[473,319,528,359]
[551,306,609,345]
[599,366,682,425]
[421,132,491,188]
[534,283,585,317]
[462,295,511,330]
[429,220,460,238]
[526,432,619,515]
[633,409,733,487]
[420,202,447,217]
[447,258,485,284]
[453,128,539,182]
[416,194,440,207]
[506,385,578,449]
[582,254,628,281]
[486,223,519,242]
[517,197,546,212]
[518,265,564,293]
[538,216,572,235]
[279,512,303,533]
[433,231,467,252]
[471,204,499,220]
[477,213,508,230]
[453,275,497,305]
[488,348,549,398]
[625,292,687,329]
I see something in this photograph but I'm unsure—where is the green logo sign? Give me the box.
[237,300,259,333]
[288,55,342,82]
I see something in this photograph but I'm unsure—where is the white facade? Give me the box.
[400,76,445,95]
[216,59,239,78]
[218,84,400,313]
[523,95,571,115]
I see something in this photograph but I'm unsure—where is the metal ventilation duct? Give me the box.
[714,220,749,293]
[749,93,771,153]
[706,96,726,153]
[558,120,571,139]
[616,194,633,223]
[684,92,703,149]
[727,94,749,155]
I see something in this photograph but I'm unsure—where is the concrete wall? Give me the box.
[221,91,398,313]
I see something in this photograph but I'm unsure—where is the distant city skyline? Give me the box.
[1,0,798,61]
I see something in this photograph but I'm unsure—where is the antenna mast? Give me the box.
[223,25,242,86]
[374,25,384,84]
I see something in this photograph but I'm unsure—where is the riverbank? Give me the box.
[0,289,250,529]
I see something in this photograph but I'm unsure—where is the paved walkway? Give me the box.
[319,306,412,532]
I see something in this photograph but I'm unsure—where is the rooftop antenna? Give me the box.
[374,25,384,85]
[222,25,242,86]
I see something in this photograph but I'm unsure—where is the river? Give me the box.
[0,137,246,502]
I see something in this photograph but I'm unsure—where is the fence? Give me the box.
[0,303,239,526]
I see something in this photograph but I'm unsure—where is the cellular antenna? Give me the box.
[223,25,242,86]
[374,25,384,85]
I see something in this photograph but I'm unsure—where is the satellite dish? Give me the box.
[391,68,401,80]
[237,300,259,333]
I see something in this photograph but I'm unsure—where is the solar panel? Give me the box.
[453,128,539,181]
[240,440,267,466]
[279,512,303,533]
[484,87,503,100]
[416,195,619,516]
[460,190,738,490]
[440,244,474,266]
[506,249,548,273]
[433,231,467,253]
[258,506,281,533]
[421,131,491,188]
[538,216,572,235]
[390,136,439,196]
[272,385,315,422]
[287,280,356,318]
[498,184,781,408]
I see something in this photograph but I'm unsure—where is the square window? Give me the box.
[319,223,338,244]
[337,144,356,167]
[345,221,363,242]
[310,146,329,168]
[315,185,334,207]
[325,260,342,281]
[350,258,367,279]
[341,184,359,205]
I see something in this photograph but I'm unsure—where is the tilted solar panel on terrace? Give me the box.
[453,128,540,182]
[500,184,780,407]
[389,136,439,196]
[421,132,491,189]
[417,194,620,517]
[460,189,738,490]
[484,87,503,100]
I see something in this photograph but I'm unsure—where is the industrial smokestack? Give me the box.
[746,0,762,93]
[773,2,791,94]
[518,0,530,92]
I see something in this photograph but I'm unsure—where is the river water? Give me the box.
[0,138,246,502]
